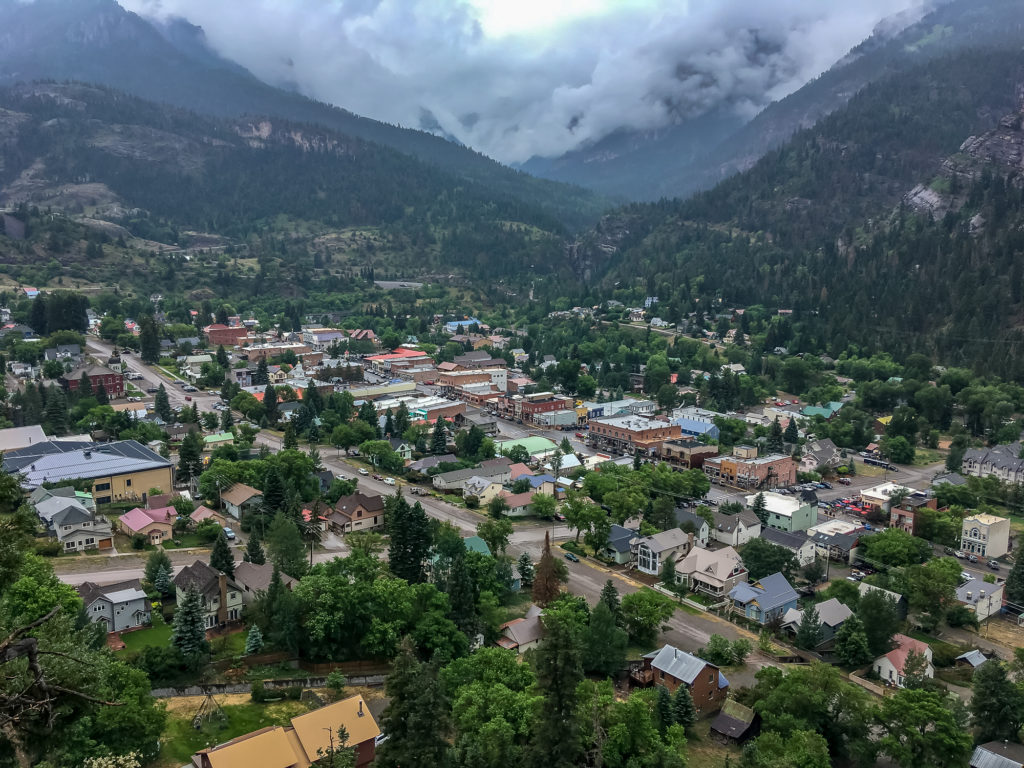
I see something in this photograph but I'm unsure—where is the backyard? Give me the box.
[118,615,173,654]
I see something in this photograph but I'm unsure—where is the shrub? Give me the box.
[946,605,980,630]
[250,680,267,702]
[464,494,480,510]
[131,533,148,550]
[34,540,62,557]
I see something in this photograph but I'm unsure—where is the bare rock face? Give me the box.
[565,214,638,282]
[903,183,950,218]
[958,109,1024,183]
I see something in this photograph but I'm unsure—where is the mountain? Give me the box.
[522,0,1024,202]
[0,0,606,230]
[0,82,576,299]
[572,45,1024,375]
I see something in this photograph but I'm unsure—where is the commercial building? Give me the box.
[703,447,796,490]
[588,415,681,455]
[0,425,46,452]
[662,439,719,468]
[745,491,816,532]
[961,512,1011,559]
[581,398,656,420]
[859,482,914,516]
[62,365,125,399]
[204,324,249,347]
[497,392,574,424]
[888,491,938,535]
[300,327,347,351]
[364,347,431,375]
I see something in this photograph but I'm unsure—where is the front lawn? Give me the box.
[118,615,173,654]
[163,534,212,550]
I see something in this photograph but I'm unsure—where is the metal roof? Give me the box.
[644,644,716,685]
[971,741,1024,768]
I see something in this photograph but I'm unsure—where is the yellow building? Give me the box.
[3,440,174,506]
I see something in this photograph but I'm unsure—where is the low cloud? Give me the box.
[120,0,932,163]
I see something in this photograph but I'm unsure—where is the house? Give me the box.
[118,506,176,545]
[957,578,1005,621]
[604,524,638,565]
[220,483,264,519]
[194,695,381,768]
[678,546,747,597]
[49,502,114,552]
[807,530,861,564]
[500,491,535,517]
[873,633,933,688]
[888,491,938,535]
[759,527,816,566]
[496,605,545,653]
[709,509,761,547]
[961,512,1011,559]
[970,741,1024,768]
[463,476,503,504]
[233,561,297,604]
[799,438,842,472]
[745,492,816,532]
[709,699,759,745]
[432,459,512,492]
[728,573,799,625]
[859,482,914,516]
[387,438,413,462]
[173,560,243,629]
[963,442,1024,484]
[328,493,387,534]
[858,582,909,620]
[44,343,82,364]
[463,536,491,556]
[634,529,695,576]
[190,505,227,529]
[508,462,534,480]
[3,439,173,505]
[955,650,990,669]
[408,453,458,473]
[631,644,729,715]
[674,508,710,547]
[781,598,853,647]
[800,402,844,420]
[77,579,150,633]
[203,432,235,453]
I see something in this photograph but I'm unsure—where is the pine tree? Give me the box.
[145,548,173,585]
[264,384,278,424]
[599,579,622,624]
[767,417,784,453]
[532,532,564,607]
[832,614,873,667]
[394,402,411,436]
[209,531,235,578]
[784,418,799,444]
[244,534,266,565]
[220,408,234,431]
[262,465,286,513]
[388,496,431,584]
[517,551,535,584]
[171,584,209,665]
[660,555,677,588]
[376,643,450,768]
[177,430,203,481]
[672,684,697,729]
[154,563,173,596]
[244,625,264,655]
[254,358,269,386]
[44,385,68,435]
[384,410,395,437]
[139,314,161,364]
[431,417,448,454]
[266,512,308,579]
[655,685,674,734]
[283,422,298,449]
[531,608,585,768]
[752,492,769,527]
[445,548,479,637]
[216,345,229,367]
[582,599,627,677]
[795,604,823,650]
[154,384,172,422]
[79,372,93,397]
[1006,549,1024,604]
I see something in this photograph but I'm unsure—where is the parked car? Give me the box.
[384,477,396,486]
[943,547,955,556]
[223,528,236,541]
[961,571,972,582]
[146,386,158,393]
[357,468,369,476]
[185,396,192,401]
[955,550,967,559]
[564,552,579,563]
[989,560,1001,570]
[554,512,566,521]
[968,554,979,563]
[839,478,852,486]
[372,474,384,481]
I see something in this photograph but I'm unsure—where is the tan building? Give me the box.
[662,438,720,468]
[588,415,682,455]
[962,512,1011,559]
[327,493,387,534]
[703,449,796,490]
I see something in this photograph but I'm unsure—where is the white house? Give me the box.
[957,578,1005,621]
[873,633,933,688]
[678,546,748,597]
[634,529,694,576]
[709,509,761,547]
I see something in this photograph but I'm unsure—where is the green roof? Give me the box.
[464,536,491,556]
[203,432,234,443]
[496,436,558,456]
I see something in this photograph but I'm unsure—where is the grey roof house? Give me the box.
[729,573,799,625]
[710,509,761,547]
[782,598,853,647]
[604,524,638,565]
[674,508,710,547]
[77,579,150,633]
[633,528,694,577]
[760,527,816,566]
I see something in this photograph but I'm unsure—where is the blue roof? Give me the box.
[527,473,557,488]
[729,572,798,613]
[673,417,718,435]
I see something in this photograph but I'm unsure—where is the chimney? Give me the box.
[84,451,91,459]
[358,700,364,716]
[687,531,695,551]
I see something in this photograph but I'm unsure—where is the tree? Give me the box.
[376,643,450,768]
[486,494,510,519]
[445,549,479,638]
[154,384,172,422]
[431,416,448,454]
[1006,547,1024,604]
[857,589,902,657]
[877,689,972,768]
[220,408,234,431]
[620,589,675,646]
[517,552,534,585]
[741,537,798,581]
[742,730,830,768]
[154,564,173,597]
[880,435,915,465]
[388,496,432,584]
[95,381,109,405]
[531,608,586,768]
[672,683,698,729]
[177,430,203,482]
[832,614,873,667]
[244,625,264,655]
[859,528,931,567]
[144,548,172,586]
[582,600,628,677]
[660,555,677,589]
[794,604,823,650]
[752,492,768,527]
[970,660,1024,743]
[209,530,235,578]
[216,345,229,367]
[138,314,160,364]
[282,422,298,449]
[477,517,513,555]
[784,417,799,444]
[600,579,622,624]
[265,512,307,579]
[262,464,286,513]
[78,371,93,396]
[532,532,567,606]
[43,385,68,434]
[253,358,269,386]
[264,384,278,424]
[244,534,266,565]
[171,584,209,666]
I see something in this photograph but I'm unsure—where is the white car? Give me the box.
[384,477,396,486]
[358,468,369,476]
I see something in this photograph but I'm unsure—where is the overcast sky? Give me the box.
[119,0,934,164]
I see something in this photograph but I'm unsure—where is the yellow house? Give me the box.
[3,440,174,506]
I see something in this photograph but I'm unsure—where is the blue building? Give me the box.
[445,317,482,333]
[728,572,799,625]
[673,416,720,441]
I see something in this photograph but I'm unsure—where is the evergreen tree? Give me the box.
[261,565,302,654]
[283,422,298,449]
[244,534,266,564]
[244,625,264,655]
[582,599,627,677]
[599,579,622,624]
[660,555,677,589]
[304,384,324,415]
[445,549,479,638]
[145,548,173,585]
[154,384,172,422]
[431,417,448,454]
[752,492,769,527]
[766,417,784,453]
[264,384,278,424]
[384,410,395,437]
[262,465,286,513]
[517,551,535,585]
[376,643,450,768]
[220,408,234,431]
[795,604,823,650]
[832,614,873,667]
[95,382,109,405]
[655,685,675,734]
[171,584,209,665]
[784,418,799,444]
[672,684,697,729]
[254,358,269,386]
[216,345,229,367]
[532,532,565,607]
[1006,549,1024,605]
[44,385,68,435]
[970,660,1024,743]
[394,402,411,436]
[531,609,585,768]
[79,372,93,397]
[139,314,161,364]
[209,530,235,578]
[154,563,173,596]
[177,430,203,481]
[358,401,379,434]
[266,512,308,579]
[388,496,432,584]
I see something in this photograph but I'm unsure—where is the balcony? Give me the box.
[629,663,655,686]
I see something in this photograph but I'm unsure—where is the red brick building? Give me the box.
[631,644,729,716]
[62,366,124,399]
[588,415,682,455]
[203,324,249,347]
[497,392,574,423]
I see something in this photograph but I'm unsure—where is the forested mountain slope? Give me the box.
[587,47,1024,376]
[0,0,606,229]
[523,0,1024,202]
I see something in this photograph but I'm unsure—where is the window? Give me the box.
[229,592,237,600]
[95,483,111,492]
[85,538,94,545]
[65,542,75,549]
[126,479,132,487]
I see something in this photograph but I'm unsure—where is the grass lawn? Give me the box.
[210,631,247,661]
[912,448,946,466]
[156,697,312,768]
[685,718,742,768]
[163,534,212,550]
[118,616,173,654]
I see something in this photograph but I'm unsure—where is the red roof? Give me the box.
[365,348,426,362]
[500,490,535,509]
[882,633,930,674]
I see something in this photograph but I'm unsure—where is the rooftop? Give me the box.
[3,440,171,489]
[745,492,805,517]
